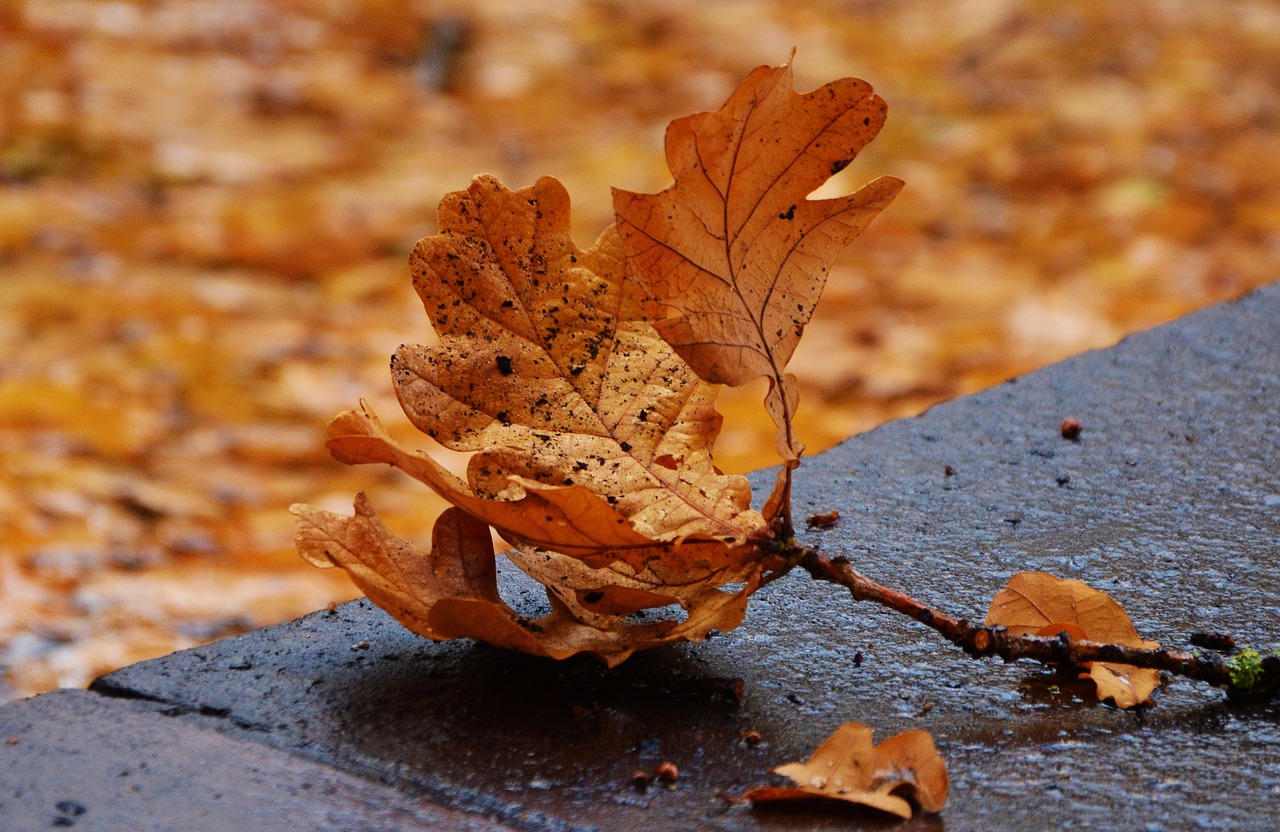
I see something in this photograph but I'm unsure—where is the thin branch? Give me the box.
[794,546,1280,700]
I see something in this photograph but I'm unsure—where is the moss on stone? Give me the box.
[1226,648,1263,689]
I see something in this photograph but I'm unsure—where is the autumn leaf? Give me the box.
[293,174,773,663]
[293,498,761,666]
[325,403,692,569]
[985,571,1162,708]
[292,61,907,665]
[392,175,764,559]
[613,59,903,482]
[744,722,948,818]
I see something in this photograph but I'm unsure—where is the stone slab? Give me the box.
[90,282,1280,831]
[0,689,515,831]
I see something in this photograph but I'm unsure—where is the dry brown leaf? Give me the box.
[295,174,772,662]
[985,571,1161,708]
[744,722,948,818]
[394,175,764,559]
[293,496,761,666]
[614,59,903,470]
[326,404,667,568]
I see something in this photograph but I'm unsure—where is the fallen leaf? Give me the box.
[295,174,773,662]
[744,722,948,818]
[614,59,903,472]
[294,500,505,643]
[985,571,1161,708]
[394,175,764,560]
[293,496,761,666]
[326,404,672,567]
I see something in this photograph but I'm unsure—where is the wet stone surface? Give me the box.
[9,281,1280,830]
[0,689,516,831]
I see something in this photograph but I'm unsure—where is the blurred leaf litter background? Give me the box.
[2,0,1278,702]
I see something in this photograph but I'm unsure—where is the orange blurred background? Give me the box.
[2,0,1278,702]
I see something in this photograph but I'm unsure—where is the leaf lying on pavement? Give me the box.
[294,58,900,663]
[396,175,766,557]
[294,174,777,662]
[985,571,1162,708]
[293,496,761,666]
[744,722,948,818]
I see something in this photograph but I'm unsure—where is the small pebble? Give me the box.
[654,761,679,784]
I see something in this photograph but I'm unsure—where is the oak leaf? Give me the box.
[293,174,771,663]
[985,571,1161,708]
[614,59,903,475]
[744,722,948,818]
[293,498,760,666]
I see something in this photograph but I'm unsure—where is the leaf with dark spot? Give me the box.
[299,176,770,665]
[614,59,901,517]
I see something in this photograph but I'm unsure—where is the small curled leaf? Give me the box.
[744,722,948,818]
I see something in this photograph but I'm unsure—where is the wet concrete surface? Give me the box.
[82,282,1280,830]
[0,280,1269,830]
[0,688,516,831]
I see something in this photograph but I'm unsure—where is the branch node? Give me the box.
[1053,631,1074,665]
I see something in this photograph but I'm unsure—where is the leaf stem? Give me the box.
[794,546,1280,701]
[777,465,795,538]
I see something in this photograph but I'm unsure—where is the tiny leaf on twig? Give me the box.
[985,571,1162,708]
